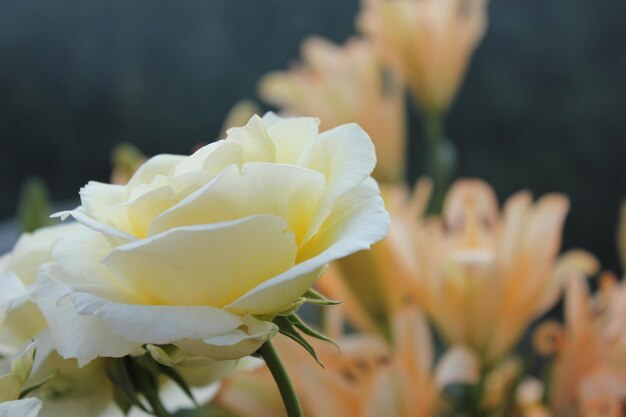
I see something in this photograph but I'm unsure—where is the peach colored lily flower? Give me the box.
[539,273,626,417]
[213,307,479,417]
[395,179,595,365]
[317,184,427,337]
[358,0,488,114]
[365,307,479,417]
[213,332,389,417]
[258,37,406,183]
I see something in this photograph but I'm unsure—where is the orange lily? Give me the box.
[258,37,406,183]
[358,0,489,114]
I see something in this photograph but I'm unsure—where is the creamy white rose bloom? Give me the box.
[32,113,389,362]
[0,225,115,417]
[0,224,82,353]
[0,225,221,417]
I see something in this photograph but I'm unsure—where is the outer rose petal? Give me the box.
[52,228,140,302]
[55,209,136,247]
[227,178,389,315]
[0,398,42,417]
[0,274,25,331]
[4,224,83,286]
[176,316,277,361]
[104,215,297,307]
[31,272,141,361]
[305,123,377,241]
[73,292,243,343]
[79,182,129,232]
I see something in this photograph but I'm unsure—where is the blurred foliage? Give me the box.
[0,0,625,270]
[17,177,51,233]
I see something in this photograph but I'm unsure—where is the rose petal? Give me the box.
[0,273,26,330]
[31,271,140,361]
[79,182,129,231]
[104,214,297,308]
[52,228,142,303]
[68,294,275,360]
[150,162,325,244]
[305,123,377,242]
[176,316,277,361]
[126,154,185,197]
[266,115,319,165]
[228,178,389,315]
[58,209,136,247]
[174,139,244,176]
[226,115,276,163]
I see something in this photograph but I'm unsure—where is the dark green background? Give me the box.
[1,0,625,270]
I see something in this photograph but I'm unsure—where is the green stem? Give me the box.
[425,112,444,150]
[258,341,304,417]
[424,111,454,215]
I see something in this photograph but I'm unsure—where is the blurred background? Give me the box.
[0,0,625,270]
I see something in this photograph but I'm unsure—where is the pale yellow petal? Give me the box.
[266,115,319,166]
[104,215,297,307]
[149,163,325,245]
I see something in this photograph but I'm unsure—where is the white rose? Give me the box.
[0,226,237,416]
[32,113,389,362]
[0,224,82,353]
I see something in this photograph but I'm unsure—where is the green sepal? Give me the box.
[106,358,151,414]
[156,362,199,409]
[131,363,170,417]
[273,315,324,368]
[301,288,341,306]
[173,406,237,417]
[112,383,133,415]
[287,314,338,350]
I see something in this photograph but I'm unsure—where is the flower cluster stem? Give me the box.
[424,112,455,214]
[258,341,304,417]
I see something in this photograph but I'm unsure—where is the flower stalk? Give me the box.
[424,112,456,214]
[257,341,304,417]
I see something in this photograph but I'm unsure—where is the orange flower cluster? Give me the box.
[201,0,626,415]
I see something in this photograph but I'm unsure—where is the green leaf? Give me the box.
[287,314,338,350]
[17,177,52,233]
[273,316,324,368]
[301,288,341,306]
